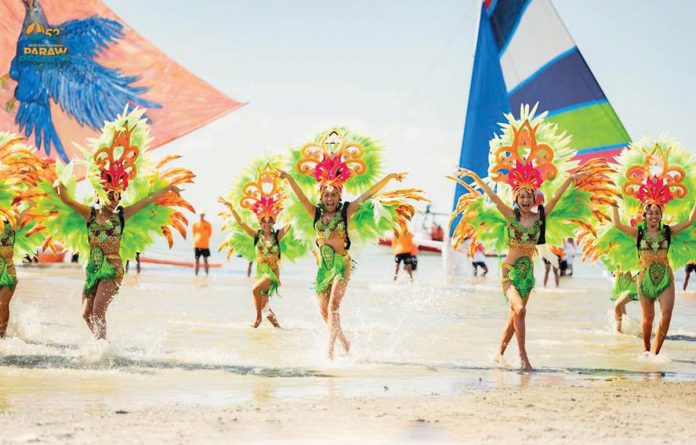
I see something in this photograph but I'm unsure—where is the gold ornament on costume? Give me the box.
[623,144,686,209]
[93,123,139,192]
[490,120,557,192]
[296,128,366,192]
[240,164,285,221]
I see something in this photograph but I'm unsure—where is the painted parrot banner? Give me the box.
[0,0,243,162]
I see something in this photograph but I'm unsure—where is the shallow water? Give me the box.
[2,247,696,411]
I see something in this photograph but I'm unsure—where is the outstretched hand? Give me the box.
[390,172,407,182]
[217,196,233,209]
[275,169,291,180]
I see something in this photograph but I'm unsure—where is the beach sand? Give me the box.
[2,380,695,444]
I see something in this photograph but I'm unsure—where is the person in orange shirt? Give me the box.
[392,229,416,282]
[192,213,212,276]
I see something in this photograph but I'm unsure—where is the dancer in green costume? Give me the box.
[0,133,48,337]
[38,108,195,340]
[608,136,696,355]
[280,128,427,360]
[219,157,308,328]
[449,105,617,371]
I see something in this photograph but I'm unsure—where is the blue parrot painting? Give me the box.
[8,0,160,162]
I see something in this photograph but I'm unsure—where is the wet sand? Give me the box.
[2,380,695,444]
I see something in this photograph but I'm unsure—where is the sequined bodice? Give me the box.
[315,211,348,242]
[638,227,669,267]
[507,218,541,248]
[256,232,280,266]
[87,209,122,253]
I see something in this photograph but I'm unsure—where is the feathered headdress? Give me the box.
[296,128,368,195]
[93,123,139,193]
[489,110,560,194]
[622,143,686,210]
[240,164,285,221]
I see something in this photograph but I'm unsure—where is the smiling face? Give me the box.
[643,204,663,228]
[320,186,341,212]
[515,188,535,213]
[259,216,275,233]
[103,190,121,212]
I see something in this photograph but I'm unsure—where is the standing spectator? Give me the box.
[193,213,212,276]
[472,242,488,277]
[392,229,416,282]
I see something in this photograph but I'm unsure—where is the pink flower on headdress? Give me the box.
[637,175,672,208]
[314,154,351,190]
[508,161,543,193]
[101,162,130,191]
[253,195,281,220]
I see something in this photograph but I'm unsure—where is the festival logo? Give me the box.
[20,21,67,63]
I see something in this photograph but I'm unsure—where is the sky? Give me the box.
[106,0,696,229]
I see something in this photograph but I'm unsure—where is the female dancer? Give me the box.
[610,268,638,334]
[36,108,194,339]
[450,105,616,370]
[279,128,427,359]
[599,136,696,354]
[0,133,47,338]
[219,160,307,328]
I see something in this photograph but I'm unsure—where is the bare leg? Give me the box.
[81,297,96,335]
[498,309,515,355]
[553,267,560,288]
[204,257,209,275]
[654,282,675,355]
[194,257,200,276]
[393,262,400,281]
[482,263,488,277]
[613,293,632,333]
[251,277,271,328]
[639,297,655,353]
[503,279,532,371]
[684,270,691,291]
[327,269,351,360]
[0,286,16,338]
[91,279,119,340]
[543,263,550,287]
[405,264,413,282]
[136,253,141,274]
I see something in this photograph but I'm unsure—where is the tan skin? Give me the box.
[612,203,696,354]
[56,183,181,340]
[0,206,34,337]
[218,197,287,328]
[467,171,577,371]
[278,169,406,360]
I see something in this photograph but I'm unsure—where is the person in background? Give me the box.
[543,246,564,288]
[431,223,444,241]
[472,242,488,277]
[125,252,141,274]
[193,213,212,276]
[684,262,696,291]
[392,229,416,282]
[562,238,577,276]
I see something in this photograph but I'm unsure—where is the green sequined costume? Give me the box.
[83,208,124,298]
[313,205,352,295]
[255,231,281,297]
[0,222,16,290]
[637,225,672,301]
[611,271,638,302]
[501,215,542,300]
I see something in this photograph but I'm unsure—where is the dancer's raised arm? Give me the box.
[545,174,577,215]
[54,182,90,220]
[611,204,637,237]
[277,169,313,216]
[124,185,180,220]
[347,172,406,217]
[671,203,696,235]
[218,197,256,238]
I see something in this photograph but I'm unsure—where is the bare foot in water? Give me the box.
[520,356,533,372]
[266,312,281,328]
[251,318,262,328]
[341,338,351,354]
